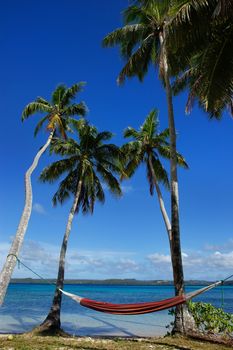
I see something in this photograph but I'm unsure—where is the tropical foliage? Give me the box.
[36,119,122,333]
[103,0,193,333]
[0,83,87,307]
[188,301,233,336]
[22,83,87,136]
[122,109,188,239]
[171,0,233,117]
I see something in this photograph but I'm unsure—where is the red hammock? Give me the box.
[80,294,185,315]
[60,281,221,315]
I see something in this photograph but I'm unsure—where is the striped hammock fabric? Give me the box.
[59,280,222,315]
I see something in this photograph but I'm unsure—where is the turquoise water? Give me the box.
[0,284,232,336]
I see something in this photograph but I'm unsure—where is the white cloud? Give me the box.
[147,247,233,281]
[148,253,171,264]
[0,239,142,279]
[204,238,233,252]
[1,237,233,281]
[33,203,46,214]
[121,185,133,194]
[101,183,133,195]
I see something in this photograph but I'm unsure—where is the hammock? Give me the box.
[60,280,222,315]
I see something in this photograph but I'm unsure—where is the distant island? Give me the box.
[10,278,233,286]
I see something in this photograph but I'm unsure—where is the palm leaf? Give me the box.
[34,115,49,136]
[52,85,66,105]
[103,24,146,52]
[50,138,81,157]
[117,34,156,84]
[61,82,86,106]
[22,102,52,120]
[124,127,139,139]
[96,163,122,196]
[63,102,87,117]
[39,158,77,183]
[141,109,158,138]
[151,155,170,189]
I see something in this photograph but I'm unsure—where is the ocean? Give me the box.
[0,284,232,337]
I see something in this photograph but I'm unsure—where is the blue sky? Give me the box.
[0,0,233,281]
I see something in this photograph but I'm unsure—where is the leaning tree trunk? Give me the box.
[148,156,172,242]
[159,31,197,334]
[0,131,54,306]
[35,179,83,335]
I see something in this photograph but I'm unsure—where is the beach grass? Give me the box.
[0,334,232,350]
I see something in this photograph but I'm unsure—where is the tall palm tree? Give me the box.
[122,109,188,243]
[0,84,87,306]
[103,0,195,332]
[172,0,233,117]
[35,120,122,334]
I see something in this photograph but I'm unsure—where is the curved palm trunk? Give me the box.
[0,131,54,306]
[159,31,196,334]
[148,156,171,242]
[37,179,83,334]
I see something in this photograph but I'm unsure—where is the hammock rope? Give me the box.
[9,254,232,316]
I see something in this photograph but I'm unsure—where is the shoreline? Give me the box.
[9,278,233,286]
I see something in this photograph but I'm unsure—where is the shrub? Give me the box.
[187,301,233,336]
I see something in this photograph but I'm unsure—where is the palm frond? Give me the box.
[41,120,123,214]
[22,102,52,120]
[52,85,66,105]
[96,163,122,197]
[95,131,113,143]
[124,127,139,139]
[34,115,49,136]
[50,137,81,157]
[174,23,233,118]
[214,0,233,17]
[155,128,170,142]
[61,82,86,106]
[52,170,77,206]
[141,109,158,138]
[35,97,51,106]
[63,102,88,117]
[39,158,77,183]
[117,34,156,84]
[157,145,188,169]
[150,155,170,189]
[103,24,146,52]
[169,0,212,24]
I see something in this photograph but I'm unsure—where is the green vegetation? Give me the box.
[122,109,188,241]
[36,119,123,334]
[103,0,193,332]
[172,0,233,117]
[0,83,87,307]
[0,334,232,350]
[188,301,233,335]
[1,0,233,342]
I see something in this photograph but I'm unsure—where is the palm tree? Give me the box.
[172,0,233,117]
[0,84,87,306]
[103,0,195,333]
[35,119,122,334]
[122,109,188,244]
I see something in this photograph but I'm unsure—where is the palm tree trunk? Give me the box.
[148,156,171,242]
[37,178,83,335]
[159,31,196,334]
[0,131,54,306]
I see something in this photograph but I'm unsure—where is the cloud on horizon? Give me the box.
[0,238,232,281]
[147,248,233,280]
